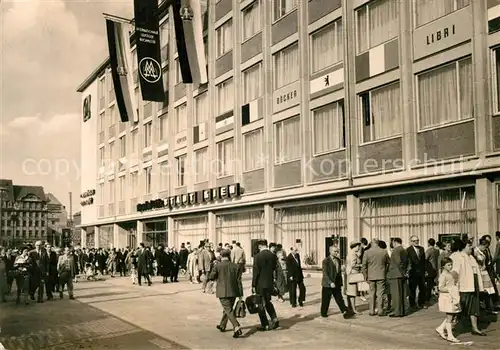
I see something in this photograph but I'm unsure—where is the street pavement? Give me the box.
[1,273,498,349]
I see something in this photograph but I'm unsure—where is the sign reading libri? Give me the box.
[137,183,242,212]
[134,0,164,102]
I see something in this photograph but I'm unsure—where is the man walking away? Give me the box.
[425,238,440,304]
[137,243,152,286]
[362,238,389,316]
[286,247,306,307]
[45,243,58,300]
[387,238,409,317]
[209,249,243,338]
[57,247,76,299]
[252,240,279,331]
[201,245,215,293]
[320,245,354,319]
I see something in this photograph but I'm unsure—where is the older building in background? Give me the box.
[45,192,68,246]
[77,0,500,265]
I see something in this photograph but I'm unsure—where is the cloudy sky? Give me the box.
[1,0,134,212]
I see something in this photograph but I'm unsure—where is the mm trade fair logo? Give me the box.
[139,57,161,83]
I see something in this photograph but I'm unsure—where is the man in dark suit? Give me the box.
[252,240,279,331]
[30,240,49,303]
[321,245,354,319]
[407,235,426,309]
[209,249,243,338]
[137,243,152,286]
[425,238,440,303]
[44,243,58,300]
[362,238,389,316]
[286,247,306,307]
[387,238,408,317]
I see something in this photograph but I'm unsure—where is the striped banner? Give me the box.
[172,0,207,85]
[106,19,138,123]
[241,98,263,126]
[355,39,399,83]
[488,0,500,33]
[193,122,207,143]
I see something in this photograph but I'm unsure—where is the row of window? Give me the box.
[0,201,45,210]
[0,230,45,238]
[1,220,46,227]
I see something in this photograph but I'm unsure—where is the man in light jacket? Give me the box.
[200,244,215,293]
[362,238,389,316]
[57,247,76,299]
[231,241,246,275]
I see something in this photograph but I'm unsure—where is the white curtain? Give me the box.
[243,128,264,171]
[274,43,299,89]
[368,0,399,49]
[418,58,473,129]
[119,176,125,201]
[313,102,343,154]
[360,188,476,247]
[217,79,234,114]
[195,148,208,182]
[275,115,301,163]
[415,0,469,27]
[109,142,115,164]
[274,0,297,21]
[131,129,138,153]
[357,7,369,53]
[242,1,261,40]
[144,122,152,147]
[159,161,168,190]
[130,172,138,197]
[175,216,208,247]
[311,20,342,73]
[177,155,186,186]
[119,136,126,157]
[109,180,115,203]
[159,114,168,141]
[160,21,169,48]
[370,82,402,140]
[195,92,208,125]
[99,183,105,205]
[243,63,261,103]
[175,103,187,132]
[217,138,234,177]
[145,167,152,194]
[216,20,233,57]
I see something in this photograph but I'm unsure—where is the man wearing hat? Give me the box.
[252,240,279,331]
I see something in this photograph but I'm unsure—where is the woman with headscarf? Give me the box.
[450,239,486,336]
[345,241,363,314]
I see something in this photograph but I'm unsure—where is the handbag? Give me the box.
[235,299,246,318]
[245,294,262,315]
[347,273,365,284]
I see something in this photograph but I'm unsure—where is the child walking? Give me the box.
[436,257,461,343]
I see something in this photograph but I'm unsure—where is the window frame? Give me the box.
[216,19,233,58]
[242,62,262,104]
[174,58,182,84]
[130,171,138,198]
[175,103,187,133]
[109,179,115,203]
[311,100,346,156]
[243,128,265,172]
[176,154,186,187]
[118,175,125,201]
[309,18,343,75]
[216,138,235,178]
[272,0,297,23]
[159,161,169,190]
[412,0,469,29]
[274,115,301,165]
[241,0,262,42]
[216,78,234,115]
[119,135,127,158]
[144,166,152,194]
[194,147,209,183]
[273,42,299,90]
[358,81,402,144]
[415,57,473,131]
[491,47,500,116]
[144,121,152,148]
[194,91,209,126]
[130,129,139,154]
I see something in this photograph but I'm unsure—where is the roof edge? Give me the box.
[76,57,110,93]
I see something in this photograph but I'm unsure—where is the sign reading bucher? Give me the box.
[134,0,164,102]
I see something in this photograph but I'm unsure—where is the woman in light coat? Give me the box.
[187,248,199,283]
[345,242,363,314]
[450,239,486,336]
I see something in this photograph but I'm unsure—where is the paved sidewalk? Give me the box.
[1,273,498,349]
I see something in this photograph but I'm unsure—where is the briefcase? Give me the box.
[235,299,246,318]
[245,294,262,315]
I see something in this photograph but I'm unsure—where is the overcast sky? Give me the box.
[1,0,133,212]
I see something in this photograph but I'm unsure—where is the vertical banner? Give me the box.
[106,19,138,123]
[134,0,164,102]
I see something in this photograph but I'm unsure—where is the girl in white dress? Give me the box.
[436,257,461,343]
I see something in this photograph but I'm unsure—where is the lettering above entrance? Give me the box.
[413,8,472,61]
[136,183,242,212]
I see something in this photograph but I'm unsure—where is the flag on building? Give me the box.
[134,0,164,101]
[105,18,138,123]
[172,0,208,85]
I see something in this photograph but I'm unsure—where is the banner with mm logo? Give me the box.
[134,0,164,102]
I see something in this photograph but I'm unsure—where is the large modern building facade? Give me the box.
[77,0,500,266]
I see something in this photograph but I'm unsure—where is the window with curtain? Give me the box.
[99,112,105,132]
[216,20,233,57]
[242,1,261,41]
[99,183,104,205]
[144,121,152,148]
[145,166,152,194]
[160,21,169,62]
[130,171,138,197]
[313,101,345,155]
[217,138,234,177]
[159,113,168,142]
[242,63,262,103]
[159,161,169,190]
[109,180,115,203]
[119,176,125,201]
[194,92,209,125]
[99,147,105,167]
[356,0,399,53]
[131,129,138,153]
[175,103,187,133]
[174,59,182,84]
[195,148,208,182]
[161,68,169,108]
[494,48,500,114]
[360,82,401,143]
[143,100,152,120]
[275,115,301,164]
[119,136,126,158]
[243,128,264,171]
[176,155,186,187]
[414,0,469,27]
[216,78,234,115]
[273,0,297,22]
[274,43,299,89]
[311,19,343,73]
[417,57,473,130]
